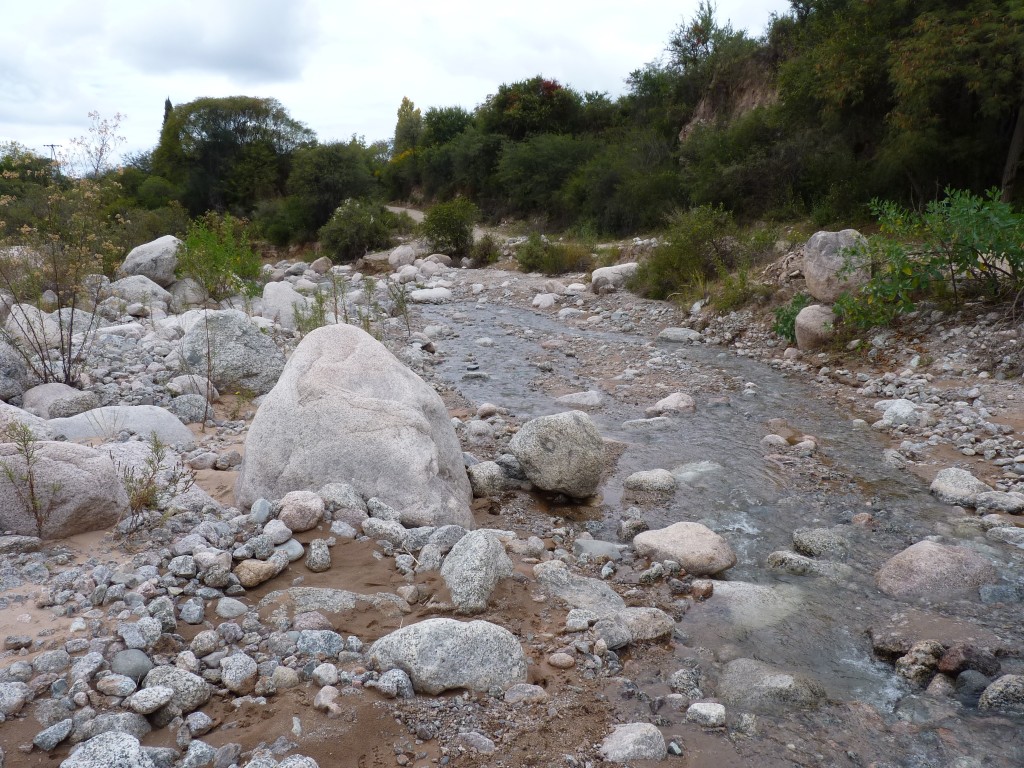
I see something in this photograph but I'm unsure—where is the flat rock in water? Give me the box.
[875,540,998,599]
[657,327,702,343]
[409,287,452,303]
[554,390,604,408]
[717,658,825,711]
[632,522,736,576]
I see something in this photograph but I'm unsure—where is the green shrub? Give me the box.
[515,233,593,275]
[835,188,1024,329]
[317,199,396,263]
[177,212,261,300]
[422,198,479,258]
[629,205,737,300]
[469,234,502,267]
[772,292,812,342]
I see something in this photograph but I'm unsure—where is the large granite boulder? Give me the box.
[178,309,285,395]
[508,410,604,499]
[236,324,472,528]
[48,405,196,449]
[802,229,869,303]
[590,263,638,294]
[0,441,129,538]
[117,235,181,288]
[369,618,527,694]
[0,337,27,401]
[875,540,998,599]
[794,304,836,351]
[22,383,99,419]
[261,281,309,330]
[108,275,172,306]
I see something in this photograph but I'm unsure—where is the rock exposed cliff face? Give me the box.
[679,57,778,143]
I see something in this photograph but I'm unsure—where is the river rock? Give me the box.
[978,675,1024,714]
[554,390,604,408]
[533,560,624,614]
[234,553,289,588]
[125,686,174,715]
[440,530,513,613]
[507,410,604,498]
[0,441,129,538]
[220,653,258,695]
[142,666,211,725]
[61,731,156,768]
[645,392,695,416]
[0,681,29,715]
[178,309,285,395]
[590,262,638,294]
[369,618,527,695]
[108,275,172,306]
[118,235,180,287]
[261,281,309,330]
[110,649,153,683]
[305,539,331,572]
[718,658,825,710]
[875,540,998,599]
[168,278,208,313]
[802,229,868,303]
[49,405,196,448]
[598,723,666,762]
[0,337,27,401]
[930,468,992,508]
[34,717,73,751]
[388,244,417,268]
[632,522,736,576]
[794,304,836,351]
[278,490,324,532]
[657,327,702,343]
[22,383,99,419]
[623,469,677,493]
[236,324,472,528]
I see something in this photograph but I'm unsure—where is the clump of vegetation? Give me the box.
[773,292,812,342]
[628,205,738,300]
[422,198,478,258]
[469,234,502,267]
[177,212,261,300]
[516,233,594,275]
[317,198,398,263]
[117,432,195,536]
[0,422,60,536]
[835,188,1024,329]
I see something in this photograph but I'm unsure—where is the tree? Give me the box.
[66,111,126,178]
[421,106,473,148]
[476,76,584,140]
[285,139,377,240]
[393,97,422,156]
[152,96,314,215]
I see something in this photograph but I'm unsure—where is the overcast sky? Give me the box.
[1,0,790,161]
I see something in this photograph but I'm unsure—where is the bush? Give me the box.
[177,212,261,300]
[515,233,594,275]
[422,198,478,258]
[629,205,738,300]
[772,292,812,342]
[317,199,397,263]
[835,188,1024,329]
[469,234,502,267]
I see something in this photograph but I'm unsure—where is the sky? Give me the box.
[0,0,790,161]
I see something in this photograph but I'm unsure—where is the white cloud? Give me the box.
[0,0,790,159]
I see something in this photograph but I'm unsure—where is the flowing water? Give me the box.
[422,300,1024,766]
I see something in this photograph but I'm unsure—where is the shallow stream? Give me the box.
[423,300,1024,767]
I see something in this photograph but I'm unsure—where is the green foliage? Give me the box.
[117,432,196,536]
[421,106,473,148]
[317,199,397,263]
[773,292,812,342]
[477,76,584,140]
[393,97,423,156]
[178,212,261,299]
[469,234,502,267]
[515,233,594,275]
[629,205,738,300]
[494,133,597,221]
[277,139,377,242]
[152,96,314,215]
[422,198,479,258]
[0,421,61,536]
[835,188,1024,329]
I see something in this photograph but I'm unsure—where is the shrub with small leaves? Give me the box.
[422,198,478,258]
[318,198,398,263]
[469,234,502,267]
[177,212,261,300]
[772,292,812,343]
